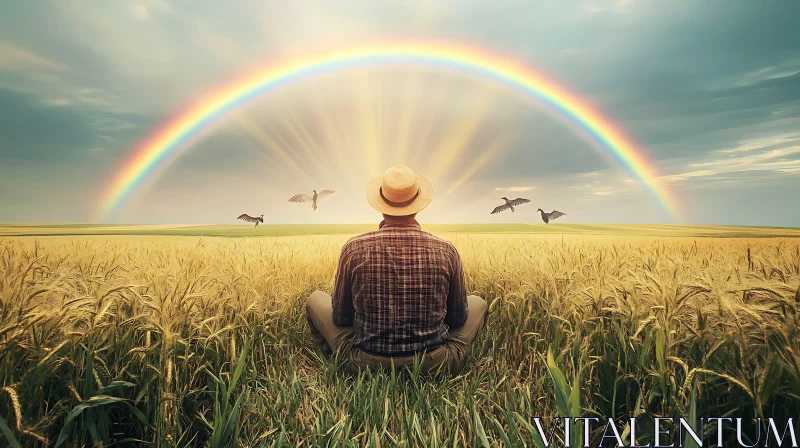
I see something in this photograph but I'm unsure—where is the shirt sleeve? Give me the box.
[444,245,468,328]
[331,244,355,327]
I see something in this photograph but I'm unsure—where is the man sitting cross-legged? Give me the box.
[306,165,488,375]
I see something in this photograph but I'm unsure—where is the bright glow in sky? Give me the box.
[1,1,799,226]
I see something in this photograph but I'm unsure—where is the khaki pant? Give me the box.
[306,291,488,375]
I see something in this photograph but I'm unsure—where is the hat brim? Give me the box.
[365,173,433,216]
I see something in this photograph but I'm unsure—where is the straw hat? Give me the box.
[365,165,433,216]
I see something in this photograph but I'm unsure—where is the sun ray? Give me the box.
[438,131,517,204]
[424,85,500,182]
[284,108,325,165]
[376,75,386,168]
[264,97,331,180]
[295,109,342,180]
[352,72,381,177]
[234,113,314,182]
[409,74,448,168]
[391,68,420,166]
[306,83,364,192]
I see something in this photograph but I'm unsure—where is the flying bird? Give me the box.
[237,214,264,227]
[537,209,565,224]
[288,189,334,210]
[491,197,531,214]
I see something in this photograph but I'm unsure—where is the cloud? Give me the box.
[719,133,800,153]
[132,5,150,20]
[582,2,608,14]
[583,0,637,15]
[660,143,800,184]
[564,172,641,197]
[736,61,800,87]
[0,88,96,158]
[89,116,136,132]
[44,98,70,106]
[132,1,173,20]
[494,186,536,192]
[0,41,67,71]
[0,88,147,162]
[690,147,800,169]
[591,188,621,196]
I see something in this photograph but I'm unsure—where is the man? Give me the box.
[306,165,488,375]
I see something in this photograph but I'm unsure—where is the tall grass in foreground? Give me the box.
[0,235,799,446]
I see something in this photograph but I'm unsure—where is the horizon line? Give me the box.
[1,223,799,230]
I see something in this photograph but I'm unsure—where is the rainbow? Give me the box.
[97,42,678,220]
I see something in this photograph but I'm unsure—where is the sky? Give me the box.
[1,1,799,226]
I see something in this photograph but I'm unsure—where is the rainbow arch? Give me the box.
[96,42,678,220]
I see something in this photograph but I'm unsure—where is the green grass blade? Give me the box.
[488,415,513,447]
[0,414,22,448]
[683,380,701,448]
[545,348,571,417]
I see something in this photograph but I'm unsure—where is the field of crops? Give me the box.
[3,223,800,237]
[1,227,799,446]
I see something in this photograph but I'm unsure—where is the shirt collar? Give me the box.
[379,216,421,231]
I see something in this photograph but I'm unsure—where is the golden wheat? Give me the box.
[0,234,798,446]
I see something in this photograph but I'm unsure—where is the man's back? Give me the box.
[305,165,487,374]
[331,216,468,355]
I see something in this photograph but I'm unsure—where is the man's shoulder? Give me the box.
[421,231,458,252]
[341,231,381,252]
[341,229,459,255]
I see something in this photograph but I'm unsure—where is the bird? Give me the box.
[237,214,264,227]
[537,209,565,224]
[288,190,334,210]
[491,197,531,214]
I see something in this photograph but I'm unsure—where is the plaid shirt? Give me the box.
[331,216,468,356]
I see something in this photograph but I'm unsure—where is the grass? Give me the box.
[2,223,800,238]
[0,229,799,446]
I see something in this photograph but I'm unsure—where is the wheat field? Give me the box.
[1,232,799,447]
